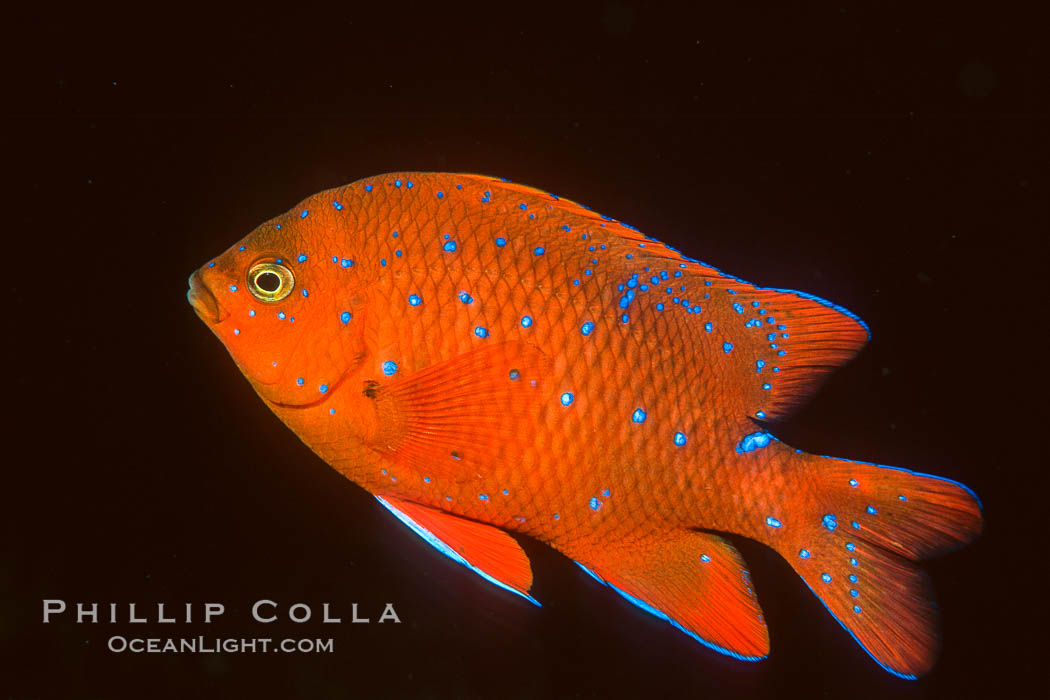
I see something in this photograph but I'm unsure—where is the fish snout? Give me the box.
[187,271,222,323]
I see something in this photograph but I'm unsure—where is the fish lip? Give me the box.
[187,271,225,324]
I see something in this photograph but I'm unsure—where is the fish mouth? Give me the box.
[187,271,224,324]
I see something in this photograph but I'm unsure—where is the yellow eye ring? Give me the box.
[247,261,295,302]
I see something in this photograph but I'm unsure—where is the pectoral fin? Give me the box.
[367,341,550,482]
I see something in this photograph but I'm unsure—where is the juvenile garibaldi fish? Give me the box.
[187,172,981,678]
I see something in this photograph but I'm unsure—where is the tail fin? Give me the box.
[780,456,982,678]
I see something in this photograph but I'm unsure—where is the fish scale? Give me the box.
[189,171,982,678]
[364,185,705,541]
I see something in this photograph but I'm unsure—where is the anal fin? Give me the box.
[573,531,768,660]
[376,495,539,606]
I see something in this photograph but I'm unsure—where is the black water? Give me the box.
[5,3,1046,698]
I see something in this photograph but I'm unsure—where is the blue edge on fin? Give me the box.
[799,577,915,680]
[818,457,984,512]
[375,496,541,607]
[574,562,764,663]
[660,242,873,340]
[805,458,981,680]
[575,461,981,681]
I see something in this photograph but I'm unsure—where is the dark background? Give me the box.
[3,2,1046,698]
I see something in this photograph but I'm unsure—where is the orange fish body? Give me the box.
[188,172,981,678]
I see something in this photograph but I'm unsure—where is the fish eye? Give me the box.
[247,261,294,302]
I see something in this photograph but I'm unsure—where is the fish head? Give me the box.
[187,195,370,408]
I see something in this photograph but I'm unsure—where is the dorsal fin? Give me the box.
[714,285,869,420]
[455,173,868,420]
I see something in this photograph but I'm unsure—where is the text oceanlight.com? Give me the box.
[107,636,334,654]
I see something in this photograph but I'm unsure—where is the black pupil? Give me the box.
[256,271,281,292]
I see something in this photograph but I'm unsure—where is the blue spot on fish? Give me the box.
[382,361,398,376]
[674,432,687,446]
[632,409,647,423]
[581,321,594,336]
[560,392,574,406]
[443,240,457,252]
[737,431,772,453]
[822,514,838,532]
[766,516,782,528]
